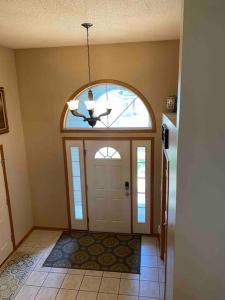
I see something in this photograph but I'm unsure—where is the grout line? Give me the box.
[96,273,104,299]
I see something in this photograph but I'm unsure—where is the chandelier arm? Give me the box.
[97,109,112,120]
[71,109,87,121]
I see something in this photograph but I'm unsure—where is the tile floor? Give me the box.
[12,230,165,300]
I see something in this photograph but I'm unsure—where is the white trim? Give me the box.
[65,140,88,230]
[132,140,151,234]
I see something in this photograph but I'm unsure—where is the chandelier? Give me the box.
[67,23,112,127]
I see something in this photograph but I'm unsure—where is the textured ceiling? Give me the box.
[0,0,182,49]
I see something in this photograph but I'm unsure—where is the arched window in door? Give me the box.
[95,147,121,159]
[61,80,156,132]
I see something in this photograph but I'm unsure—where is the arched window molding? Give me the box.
[60,79,156,133]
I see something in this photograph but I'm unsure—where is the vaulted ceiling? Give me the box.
[0,0,182,49]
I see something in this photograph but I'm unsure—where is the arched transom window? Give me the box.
[61,81,156,131]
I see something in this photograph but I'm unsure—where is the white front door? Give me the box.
[85,140,131,233]
[0,147,13,265]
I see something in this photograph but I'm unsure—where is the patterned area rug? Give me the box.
[0,251,39,300]
[43,231,141,274]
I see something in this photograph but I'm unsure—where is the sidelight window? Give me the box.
[137,147,146,223]
[71,147,83,220]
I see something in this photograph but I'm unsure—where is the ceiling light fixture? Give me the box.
[67,23,112,127]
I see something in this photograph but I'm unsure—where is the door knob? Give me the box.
[125,181,129,190]
[125,181,129,196]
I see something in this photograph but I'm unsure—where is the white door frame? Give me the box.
[0,145,15,266]
[63,137,154,234]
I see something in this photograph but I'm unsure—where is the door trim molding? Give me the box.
[62,137,155,234]
[0,145,15,249]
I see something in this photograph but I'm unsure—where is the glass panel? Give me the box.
[73,177,81,191]
[65,83,152,129]
[137,147,146,223]
[73,191,83,220]
[137,192,145,204]
[95,151,104,159]
[71,147,83,220]
[137,147,146,162]
[107,147,117,156]
[137,206,146,223]
[137,178,145,193]
[137,162,145,178]
[99,147,107,156]
[72,162,80,177]
[71,147,80,162]
[112,151,121,159]
[75,204,83,220]
[95,147,121,159]
[73,190,82,202]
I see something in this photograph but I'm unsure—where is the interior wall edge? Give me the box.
[0,45,34,244]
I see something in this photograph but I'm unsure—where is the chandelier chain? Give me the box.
[86,26,91,84]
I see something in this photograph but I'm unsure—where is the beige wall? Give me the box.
[174,0,225,299]
[0,46,33,244]
[15,41,179,231]
[162,113,177,300]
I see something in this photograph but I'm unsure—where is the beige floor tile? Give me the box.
[14,285,40,300]
[76,291,98,300]
[140,267,159,281]
[97,292,118,300]
[67,269,86,275]
[103,271,121,278]
[50,267,68,274]
[85,270,103,277]
[55,288,77,299]
[157,257,165,268]
[118,295,138,300]
[119,279,139,296]
[139,281,160,298]
[99,277,120,294]
[160,283,165,298]
[61,274,83,290]
[80,276,102,292]
[141,237,157,246]
[121,273,139,280]
[43,272,65,288]
[141,255,158,268]
[158,268,165,282]
[25,271,48,286]
[138,298,159,300]
[141,245,158,256]
[35,287,59,300]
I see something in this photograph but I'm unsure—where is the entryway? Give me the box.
[64,138,153,234]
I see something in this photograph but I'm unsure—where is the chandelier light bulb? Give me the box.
[85,100,95,111]
[67,99,79,110]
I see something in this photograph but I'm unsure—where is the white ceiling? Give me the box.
[0,0,182,49]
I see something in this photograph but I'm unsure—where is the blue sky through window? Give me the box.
[65,84,152,129]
